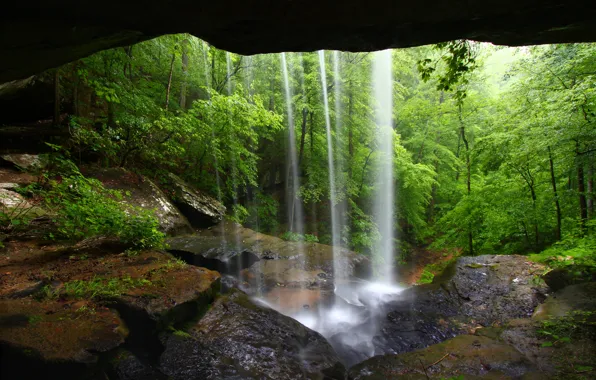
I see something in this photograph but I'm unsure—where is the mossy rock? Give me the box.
[348,335,540,379]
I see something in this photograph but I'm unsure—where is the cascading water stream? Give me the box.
[225,51,244,279]
[280,53,306,295]
[372,49,396,284]
[202,42,227,251]
[332,50,347,265]
[318,50,344,285]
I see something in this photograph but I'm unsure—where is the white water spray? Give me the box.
[372,50,395,284]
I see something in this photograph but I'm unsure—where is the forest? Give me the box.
[45,37,596,268]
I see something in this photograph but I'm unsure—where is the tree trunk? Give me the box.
[548,146,562,241]
[53,69,60,125]
[165,52,176,110]
[309,111,314,156]
[298,108,308,166]
[577,141,588,232]
[73,74,79,117]
[588,162,594,218]
[459,104,473,255]
[179,39,189,109]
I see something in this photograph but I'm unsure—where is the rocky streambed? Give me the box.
[1,160,595,379]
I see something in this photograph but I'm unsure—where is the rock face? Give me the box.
[349,334,539,380]
[0,297,128,379]
[166,173,225,228]
[2,1,596,83]
[0,236,222,379]
[167,220,370,291]
[0,154,44,170]
[373,255,548,356]
[159,290,346,380]
[90,168,193,236]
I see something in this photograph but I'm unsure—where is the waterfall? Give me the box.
[281,53,306,287]
[225,52,244,283]
[202,42,227,252]
[332,50,347,257]
[372,50,395,284]
[318,50,344,284]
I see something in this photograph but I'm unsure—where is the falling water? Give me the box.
[280,53,307,302]
[332,51,347,253]
[372,50,395,284]
[202,42,227,252]
[225,52,244,282]
[281,53,305,238]
[318,50,344,284]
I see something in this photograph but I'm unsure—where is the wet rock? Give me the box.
[0,154,44,170]
[375,255,548,355]
[542,267,596,292]
[114,260,221,328]
[109,349,167,380]
[168,246,260,275]
[348,334,540,380]
[0,298,127,379]
[532,282,596,321]
[167,220,371,287]
[219,274,239,293]
[0,188,31,210]
[89,168,193,236]
[165,173,225,228]
[159,289,346,379]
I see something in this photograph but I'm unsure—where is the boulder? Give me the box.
[0,154,44,170]
[166,173,225,228]
[159,289,346,380]
[532,282,596,321]
[0,298,127,380]
[542,267,596,292]
[372,255,548,356]
[348,334,540,380]
[89,168,193,236]
[0,188,31,210]
[167,220,370,290]
[168,247,260,275]
[0,188,45,221]
[0,237,222,378]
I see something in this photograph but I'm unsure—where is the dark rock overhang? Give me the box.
[2,0,596,82]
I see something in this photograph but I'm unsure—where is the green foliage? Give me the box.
[280,231,319,243]
[418,40,478,103]
[50,36,596,265]
[417,269,435,284]
[529,223,596,272]
[31,151,165,248]
[42,174,164,248]
[538,311,596,347]
[40,275,151,300]
[245,192,279,232]
[228,204,249,224]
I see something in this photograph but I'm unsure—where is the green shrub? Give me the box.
[529,225,596,274]
[246,192,279,232]
[417,269,435,284]
[280,231,319,243]
[227,204,249,224]
[281,231,303,242]
[35,154,164,249]
[41,275,151,300]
